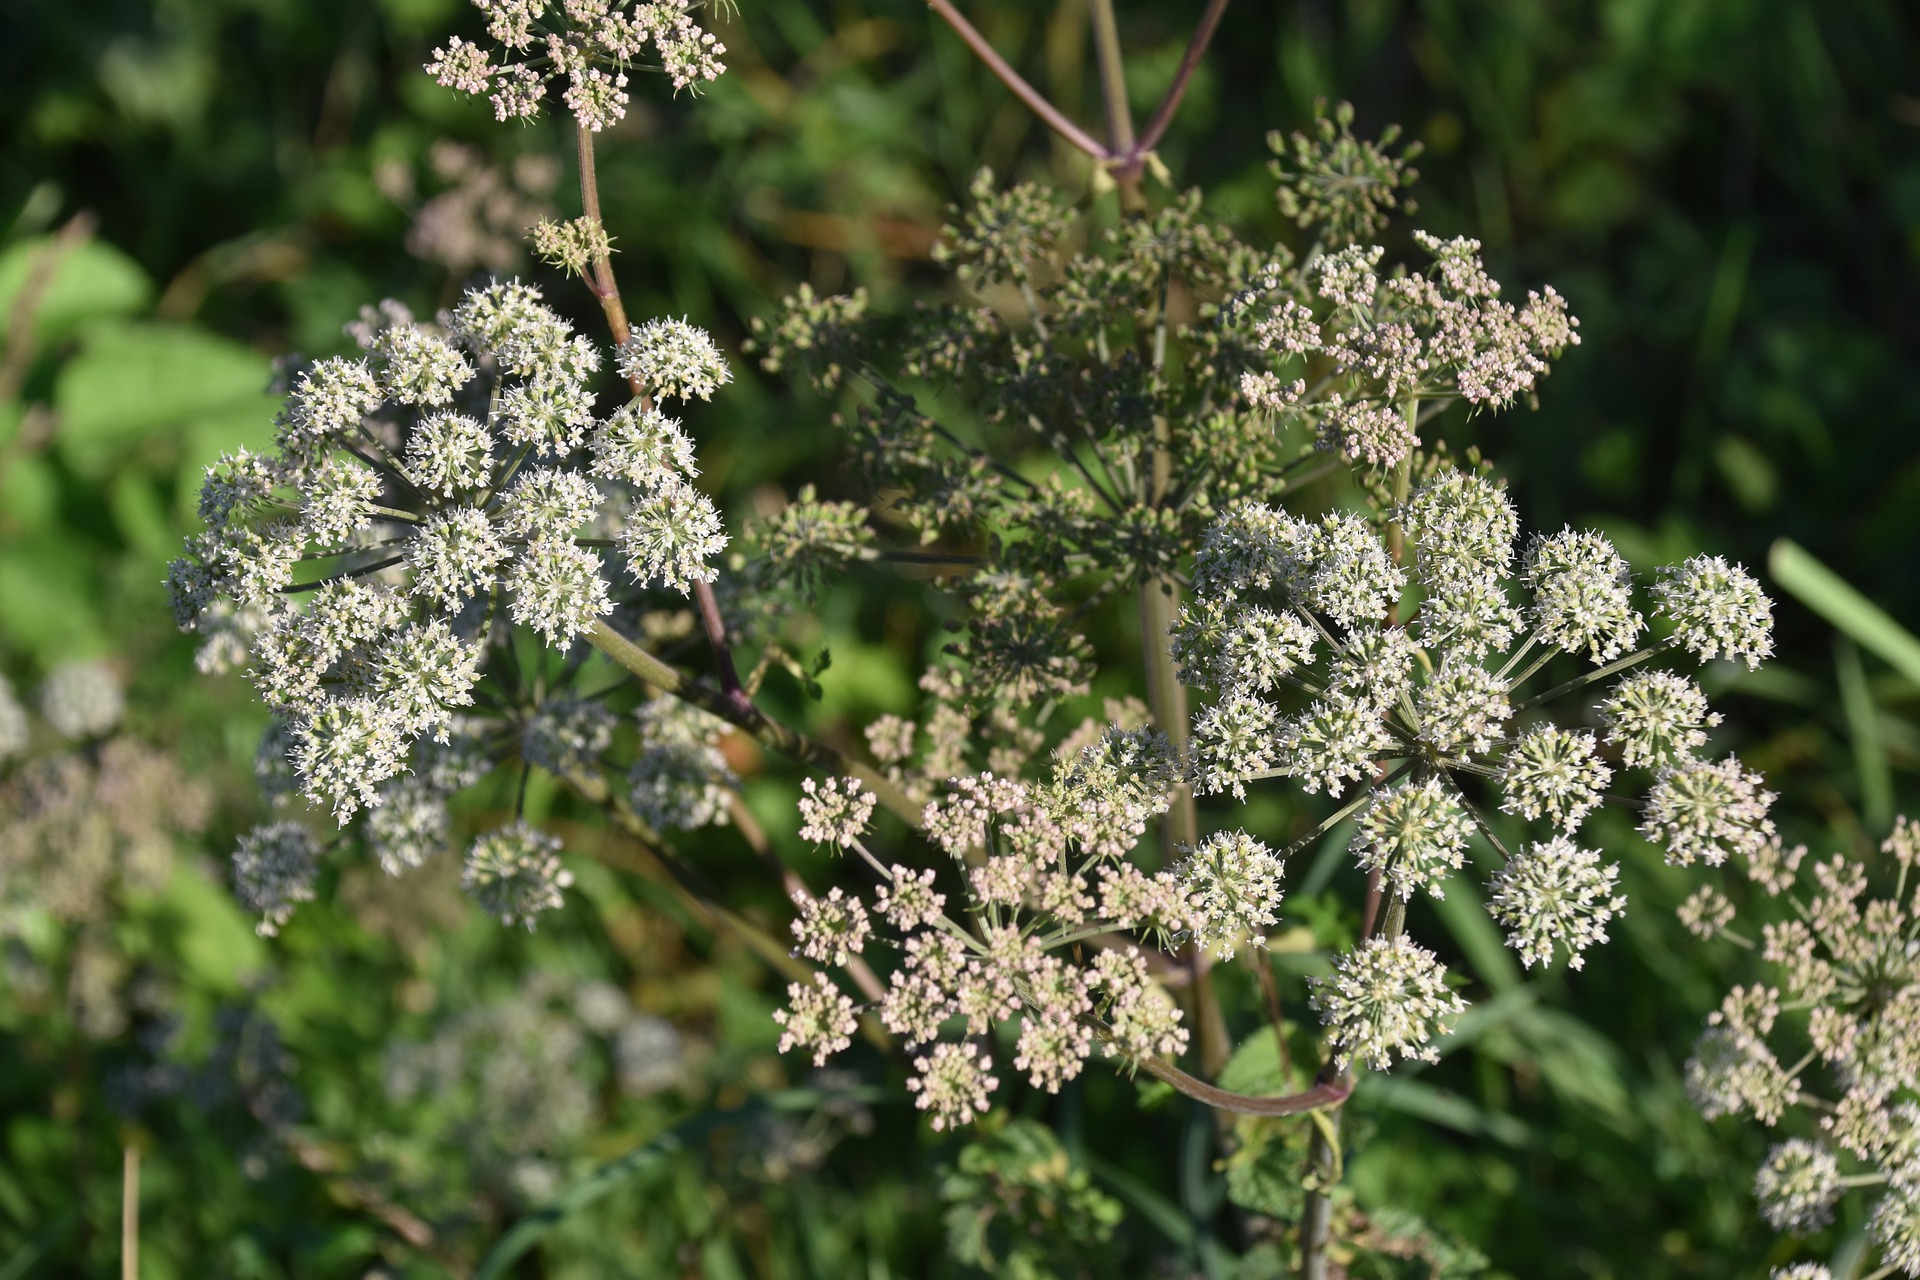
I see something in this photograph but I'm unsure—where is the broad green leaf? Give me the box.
[0,237,151,345]
[0,537,104,660]
[1770,538,1920,686]
[53,321,277,478]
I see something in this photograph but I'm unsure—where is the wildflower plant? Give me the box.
[1680,817,1920,1276]
[162,0,1803,1272]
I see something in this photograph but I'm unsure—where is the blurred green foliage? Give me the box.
[2,0,1918,1275]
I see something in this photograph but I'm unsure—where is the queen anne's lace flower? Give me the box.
[427,0,728,130]
[505,540,614,650]
[1524,529,1642,663]
[1754,1139,1842,1234]
[1654,554,1776,669]
[617,317,732,401]
[463,820,572,928]
[39,660,124,739]
[367,777,450,876]
[908,1041,998,1131]
[232,822,320,936]
[798,776,877,850]
[170,282,731,907]
[1498,725,1611,831]
[790,886,871,966]
[1642,756,1777,868]
[1873,1183,1920,1277]
[774,974,857,1067]
[1352,777,1473,899]
[628,698,736,831]
[1309,935,1467,1071]
[1600,670,1720,768]
[1176,830,1285,960]
[1416,660,1509,756]
[620,478,727,593]
[1486,836,1625,970]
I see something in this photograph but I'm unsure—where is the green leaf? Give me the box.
[53,321,277,479]
[0,537,104,661]
[1835,637,1893,830]
[1769,538,1920,686]
[473,1089,880,1280]
[1429,875,1524,994]
[0,237,151,345]
[1353,1075,1533,1148]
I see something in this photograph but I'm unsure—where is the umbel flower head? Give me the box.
[1679,817,1920,1276]
[770,727,1199,1125]
[426,0,728,132]
[1308,935,1467,1071]
[1178,469,1773,911]
[171,282,736,935]
[1234,232,1580,469]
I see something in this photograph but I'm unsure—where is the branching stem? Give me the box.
[586,620,921,827]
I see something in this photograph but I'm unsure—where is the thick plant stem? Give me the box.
[575,125,748,707]
[1086,0,1144,213]
[1133,1053,1351,1117]
[1140,576,1230,1075]
[121,1145,137,1280]
[576,127,631,348]
[1299,1103,1339,1280]
[587,620,922,828]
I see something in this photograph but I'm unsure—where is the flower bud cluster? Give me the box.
[1234,233,1580,469]
[171,282,735,936]
[427,0,727,132]
[773,727,1216,1130]
[1681,819,1920,1275]
[1178,468,1773,976]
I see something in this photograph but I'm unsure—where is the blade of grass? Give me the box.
[1835,637,1894,831]
[1770,539,1920,686]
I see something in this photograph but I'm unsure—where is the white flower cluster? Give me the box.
[798,776,877,850]
[1682,818,1920,1276]
[427,0,728,132]
[1179,468,1772,973]
[628,695,737,830]
[1308,935,1467,1071]
[170,282,735,935]
[772,726,1210,1130]
[1236,233,1580,468]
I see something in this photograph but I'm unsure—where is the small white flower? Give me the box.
[617,317,731,402]
[1498,725,1612,832]
[1176,829,1286,960]
[774,973,857,1067]
[1654,554,1774,669]
[1352,777,1474,900]
[798,776,877,850]
[233,822,320,936]
[462,820,572,928]
[1486,835,1625,970]
[619,477,727,593]
[1524,528,1642,664]
[1309,935,1467,1071]
[504,539,613,651]
[1754,1139,1842,1234]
